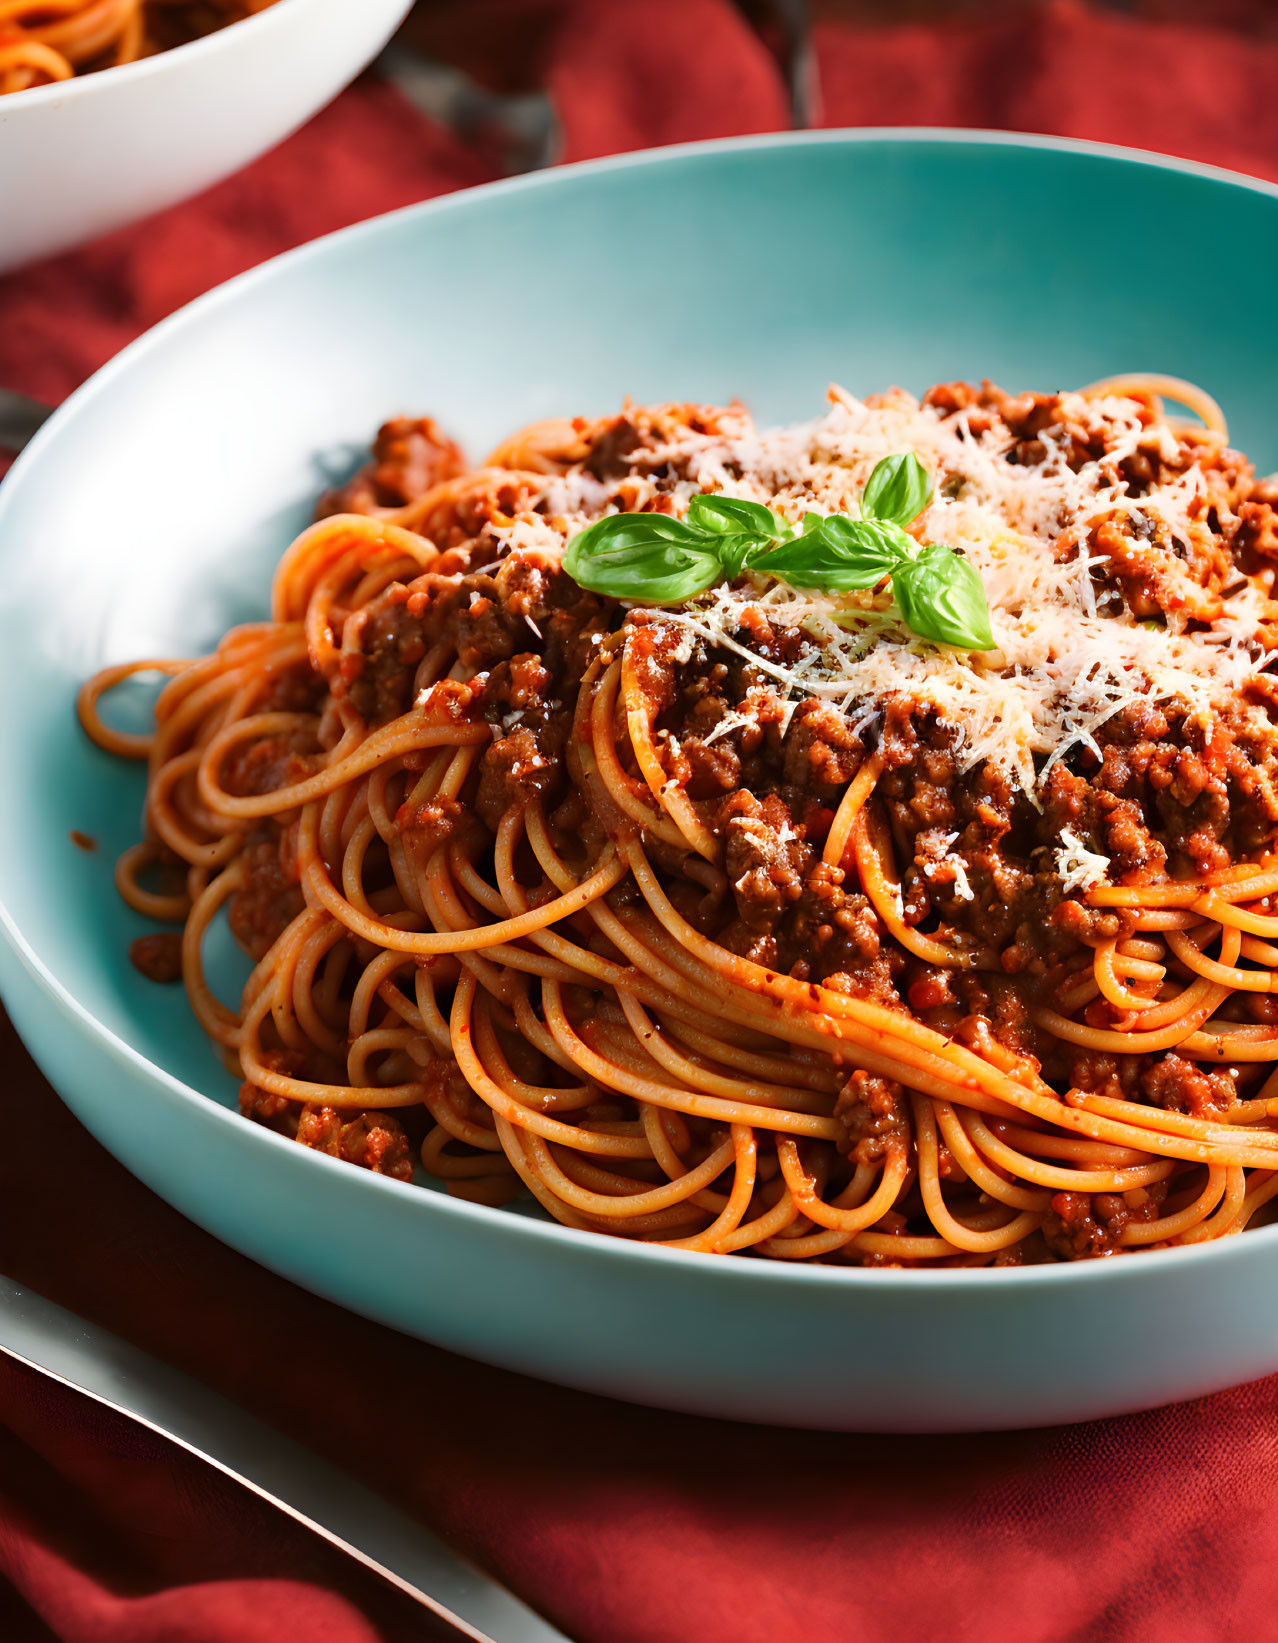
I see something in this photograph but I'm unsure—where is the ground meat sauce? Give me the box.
[228,833,305,962]
[220,386,1278,1253]
[293,1106,414,1181]
[316,416,466,517]
[238,1076,415,1184]
[128,931,183,984]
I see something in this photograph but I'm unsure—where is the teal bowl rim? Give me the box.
[4,127,1278,1292]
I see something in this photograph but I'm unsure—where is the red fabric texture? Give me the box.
[3,2,1278,1638]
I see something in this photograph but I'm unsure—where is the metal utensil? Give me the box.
[375,0,815,176]
[376,44,560,174]
[0,1278,574,1643]
[766,0,818,129]
[0,389,52,454]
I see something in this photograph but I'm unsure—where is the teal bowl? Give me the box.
[3,132,1278,1432]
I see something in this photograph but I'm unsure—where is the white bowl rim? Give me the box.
[0,0,314,109]
[4,125,1278,1292]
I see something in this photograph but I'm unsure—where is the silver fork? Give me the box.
[0,1278,575,1642]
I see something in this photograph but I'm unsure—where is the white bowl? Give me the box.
[0,0,414,275]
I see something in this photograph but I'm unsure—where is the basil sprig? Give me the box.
[561,452,996,651]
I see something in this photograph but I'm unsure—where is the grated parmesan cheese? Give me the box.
[1055,828,1112,895]
[701,706,759,746]
[599,385,1278,803]
[921,831,975,901]
[475,383,1278,899]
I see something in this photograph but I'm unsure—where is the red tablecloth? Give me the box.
[4,4,1278,1639]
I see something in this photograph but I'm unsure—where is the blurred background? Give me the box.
[3,0,1277,419]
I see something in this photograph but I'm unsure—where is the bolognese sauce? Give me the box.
[84,381,1278,1263]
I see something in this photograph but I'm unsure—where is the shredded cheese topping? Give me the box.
[503,385,1275,802]
[479,385,1278,899]
[1055,828,1113,895]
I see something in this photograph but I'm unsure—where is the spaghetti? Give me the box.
[0,0,277,96]
[79,384,1278,1264]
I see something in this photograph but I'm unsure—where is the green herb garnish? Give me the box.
[561,451,996,652]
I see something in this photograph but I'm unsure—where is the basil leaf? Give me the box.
[861,452,933,528]
[718,533,759,582]
[749,516,908,591]
[819,515,916,561]
[563,513,724,603]
[687,494,787,539]
[892,546,996,650]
